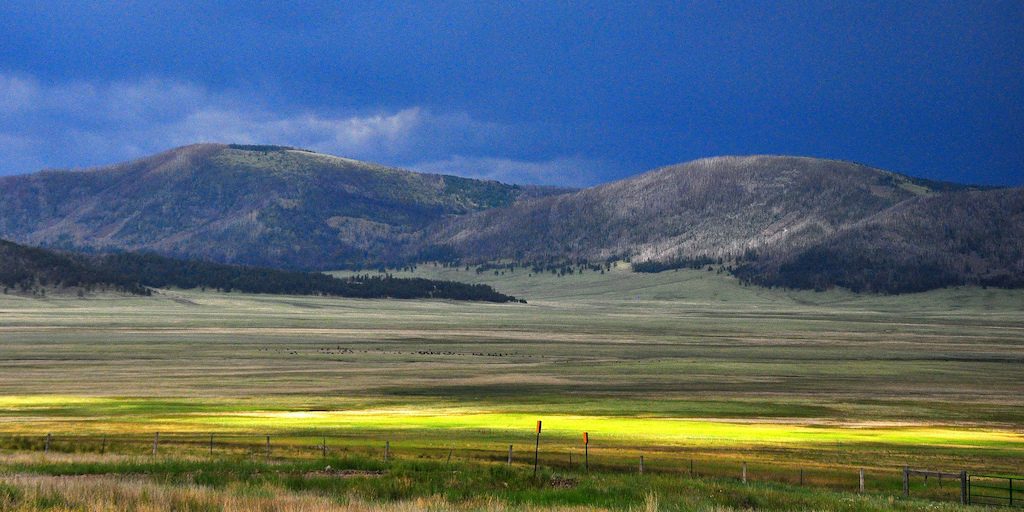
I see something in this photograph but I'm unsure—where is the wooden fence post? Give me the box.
[800,468,804,486]
[742,462,747,484]
[101,436,106,455]
[1009,476,1014,507]
[690,459,694,477]
[903,466,910,496]
[859,468,865,493]
[384,441,389,462]
[533,421,541,477]
[508,444,512,465]
[209,433,214,456]
[265,435,270,461]
[44,433,50,454]
[639,455,644,474]
[960,471,968,505]
[152,432,159,456]
[322,436,326,458]
[583,432,589,472]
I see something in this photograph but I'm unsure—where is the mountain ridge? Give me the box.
[0,143,567,269]
[421,155,981,263]
[1,144,1019,294]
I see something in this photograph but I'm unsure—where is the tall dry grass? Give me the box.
[0,474,613,512]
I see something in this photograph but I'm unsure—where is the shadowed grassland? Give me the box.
[0,266,1021,509]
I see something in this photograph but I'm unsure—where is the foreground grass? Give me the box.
[0,453,991,511]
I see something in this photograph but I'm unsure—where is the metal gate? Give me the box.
[969,474,1021,507]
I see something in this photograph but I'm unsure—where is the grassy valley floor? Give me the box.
[0,266,1021,510]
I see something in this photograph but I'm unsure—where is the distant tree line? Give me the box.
[632,256,720,273]
[0,240,521,302]
[423,257,617,277]
[227,144,298,152]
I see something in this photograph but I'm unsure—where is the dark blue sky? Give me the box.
[0,1,1021,186]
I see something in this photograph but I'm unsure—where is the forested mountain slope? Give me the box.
[421,155,966,263]
[0,144,563,269]
[735,187,1024,293]
[3,146,1018,294]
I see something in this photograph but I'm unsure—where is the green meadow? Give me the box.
[0,265,1022,510]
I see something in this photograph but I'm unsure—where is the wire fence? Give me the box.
[2,432,1018,507]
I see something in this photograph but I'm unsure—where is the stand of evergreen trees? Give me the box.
[632,256,719,273]
[93,252,520,301]
[0,240,521,302]
[0,240,150,295]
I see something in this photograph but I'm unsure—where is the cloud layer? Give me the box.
[0,73,606,186]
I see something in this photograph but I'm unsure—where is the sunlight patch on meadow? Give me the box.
[187,407,1023,450]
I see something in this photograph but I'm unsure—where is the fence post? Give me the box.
[265,435,270,461]
[800,468,804,486]
[322,436,326,458]
[384,441,389,462]
[533,421,541,478]
[209,433,214,456]
[903,466,910,497]
[742,462,747,484]
[639,455,644,474]
[153,432,159,456]
[101,436,106,455]
[690,459,694,477]
[508,444,512,465]
[859,468,865,493]
[44,433,50,454]
[960,471,968,505]
[1008,476,1013,507]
